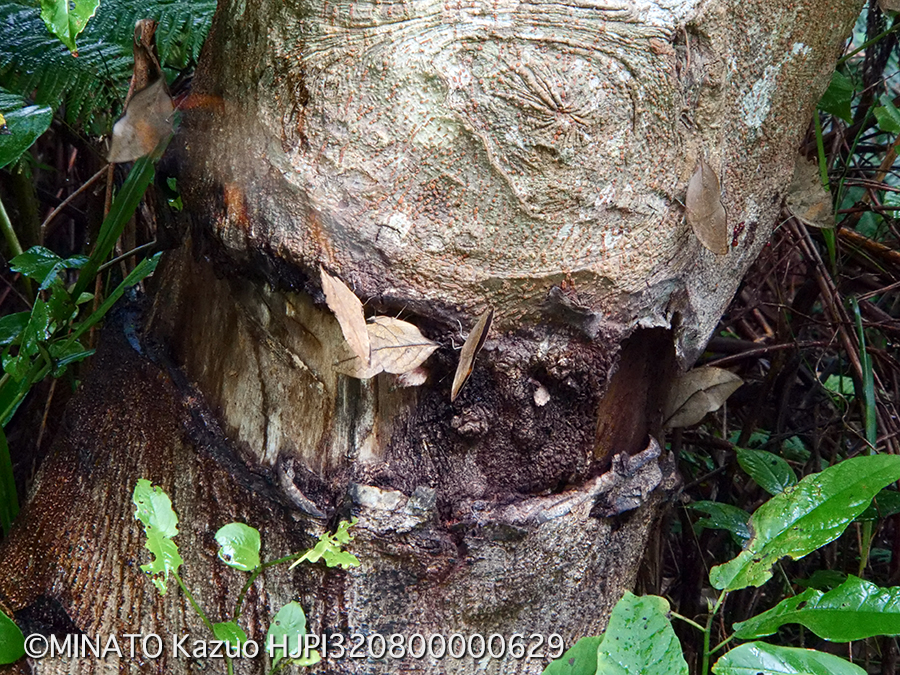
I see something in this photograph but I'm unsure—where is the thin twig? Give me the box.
[39,165,107,244]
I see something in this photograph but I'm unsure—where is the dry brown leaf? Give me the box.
[394,366,429,388]
[368,316,439,374]
[879,0,900,11]
[108,79,174,163]
[686,157,728,255]
[451,308,493,402]
[321,266,370,367]
[663,366,743,428]
[785,157,834,229]
[334,316,438,379]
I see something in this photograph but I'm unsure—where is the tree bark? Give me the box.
[0,0,863,674]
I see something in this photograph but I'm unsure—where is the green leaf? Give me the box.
[542,636,602,675]
[712,642,864,675]
[39,0,100,53]
[858,489,900,521]
[709,455,900,591]
[781,436,810,463]
[0,313,28,348]
[215,523,261,572]
[290,518,360,570]
[64,252,161,347]
[9,247,62,286]
[48,339,93,376]
[795,570,847,591]
[0,607,24,665]
[72,156,156,299]
[212,621,247,648]
[688,501,751,542]
[267,602,320,668]
[823,374,855,399]
[0,104,52,169]
[594,592,687,675]
[737,448,797,495]
[132,479,183,594]
[733,575,900,642]
[817,71,854,123]
[874,98,900,134]
[19,299,51,360]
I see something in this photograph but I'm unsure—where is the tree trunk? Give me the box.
[0,1,861,674]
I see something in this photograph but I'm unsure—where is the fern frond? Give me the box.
[0,0,213,127]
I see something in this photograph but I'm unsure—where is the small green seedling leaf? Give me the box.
[823,374,855,405]
[817,71,854,123]
[132,479,183,594]
[688,501,751,543]
[0,105,53,170]
[267,602,321,669]
[39,0,100,53]
[736,447,797,495]
[215,523,261,571]
[713,642,864,675]
[0,608,24,664]
[541,636,602,675]
[594,592,687,675]
[733,575,900,641]
[710,455,900,591]
[290,518,360,570]
[213,621,247,648]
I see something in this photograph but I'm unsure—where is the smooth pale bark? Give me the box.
[0,1,862,674]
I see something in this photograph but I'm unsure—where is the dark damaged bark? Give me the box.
[0,0,864,673]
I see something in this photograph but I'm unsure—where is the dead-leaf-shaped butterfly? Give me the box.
[107,78,174,163]
[686,157,728,255]
[663,365,743,428]
[335,316,438,379]
[785,156,834,230]
[451,308,493,402]
[320,266,370,367]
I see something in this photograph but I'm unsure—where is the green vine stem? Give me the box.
[233,552,304,621]
[0,193,32,300]
[702,590,728,675]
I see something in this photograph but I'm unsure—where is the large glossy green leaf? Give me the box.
[736,448,797,495]
[710,455,900,591]
[0,104,52,169]
[733,575,900,641]
[215,523,260,572]
[39,0,100,53]
[713,642,864,675]
[593,592,687,675]
[132,479,183,594]
[0,607,24,664]
[542,636,602,675]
